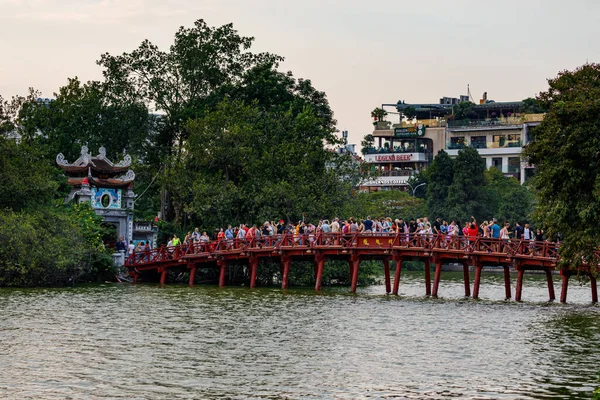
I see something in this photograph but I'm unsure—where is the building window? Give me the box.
[492,135,505,148]
[450,136,465,149]
[492,157,503,171]
[507,134,521,147]
[471,136,486,149]
[508,157,520,173]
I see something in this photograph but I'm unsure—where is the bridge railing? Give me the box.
[126,233,565,266]
[125,244,188,266]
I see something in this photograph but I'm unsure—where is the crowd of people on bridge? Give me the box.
[165,216,547,248]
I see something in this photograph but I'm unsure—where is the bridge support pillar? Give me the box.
[218,260,227,287]
[281,256,291,290]
[590,273,598,303]
[473,263,482,299]
[392,255,403,295]
[424,259,431,296]
[560,273,569,303]
[515,268,524,302]
[159,268,167,285]
[503,266,511,300]
[350,255,360,293]
[545,268,555,301]
[432,260,442,298]
[315,254,325,291]
[249,257,258,288]
[189,264,197,286]
[463,261,471,297]
[383,258,391,294]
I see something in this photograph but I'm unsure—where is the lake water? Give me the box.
[1,271,599,399]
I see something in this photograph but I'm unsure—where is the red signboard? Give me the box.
[375,154,413,162]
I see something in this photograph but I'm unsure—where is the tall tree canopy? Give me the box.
[18,77,150,162]
[445,146,489,222]
[524,63,600,267]
[425,150,454,218]
[97,19,283,157]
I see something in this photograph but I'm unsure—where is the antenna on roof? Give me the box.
[467,84,474,103]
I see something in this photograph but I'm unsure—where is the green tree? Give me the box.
[485,167,535,224]
[342,190,427,221]
[18,77,151,162]
[97,19,282,159]
[370,107,387,122]
[521,97,545,114]
[97,19,283,221]
[0,206,113,287]
[0,137,63,210]
[524,63,600,267]
[174,98,354,229]
[446,146,489,222]
[403,105,418,121]
[452,101,476,120]
[361,134,375,155]
[425,150,454,219]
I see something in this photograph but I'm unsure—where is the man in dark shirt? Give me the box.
[115,236,127,252]
[363,217,373,233]
[514,222,524,240]
[433,217,441,234]
[408,219,417,234]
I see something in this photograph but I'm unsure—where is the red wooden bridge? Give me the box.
[125,233,598,303]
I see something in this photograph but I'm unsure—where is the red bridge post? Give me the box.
[383,258,391,294]
[281,256,291,290]
[424,259,431,296]
[545,268,555,301]
[515,268,524,302]
[159,268,167,285]
[463,261,471,297]
[392,254,403,295]
[189,263,197,286]
[315,254,325,291]
[350,255,360,293]
[503,266,511,300]
[218,260,227,287]
[473,262,482,299]
[560,272,569,303]
[432,259,442,297]
[590,273,598,303]
[249,257,258,288]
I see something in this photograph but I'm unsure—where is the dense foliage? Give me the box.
[0,205,113,287]
[424,147,534,224]
[524,63,600,268]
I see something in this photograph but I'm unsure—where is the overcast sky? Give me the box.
[1,0,598,146]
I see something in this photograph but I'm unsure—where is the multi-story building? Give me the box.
[360,94,543,191]
[360,120,445,192]
[445,113,542,183]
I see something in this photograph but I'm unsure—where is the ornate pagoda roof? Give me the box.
[67,170,135,189]
[56,146,132,174]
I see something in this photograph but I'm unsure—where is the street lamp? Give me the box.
[407,182,427,197]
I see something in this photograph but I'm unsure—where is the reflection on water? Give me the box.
[0,271,599,399]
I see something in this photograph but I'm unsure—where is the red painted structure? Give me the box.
[125,233,598,303]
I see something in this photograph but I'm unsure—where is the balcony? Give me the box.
[374,118,447,131]
[364,146,428,155]
[393,119,446,128]
[446,140,522,151]
[447,117,524,131]
[377,170,417,177]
